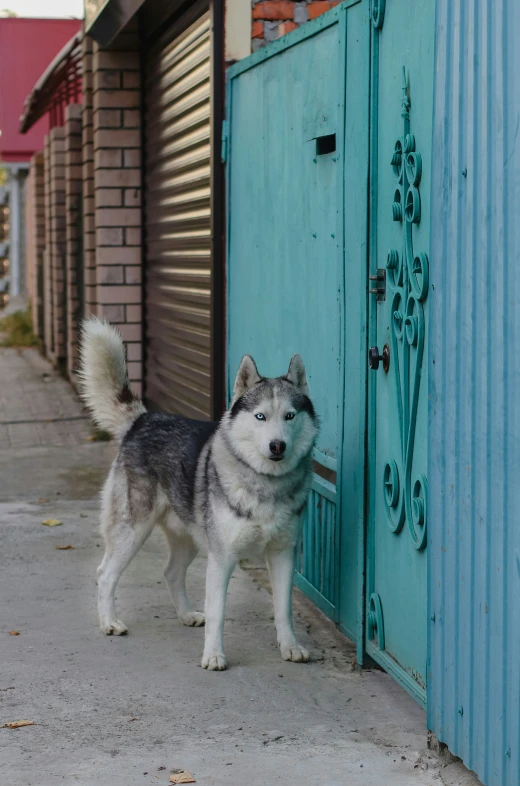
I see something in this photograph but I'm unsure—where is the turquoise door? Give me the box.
[366,0,435,704]
[225,3,368,633]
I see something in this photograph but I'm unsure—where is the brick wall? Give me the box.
[65,104,83,379]
[251,0,340,49]
[92,21,143,397]
[48,127,67,364]
[82,36,97,318]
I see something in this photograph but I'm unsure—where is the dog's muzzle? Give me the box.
[269,440,286,461]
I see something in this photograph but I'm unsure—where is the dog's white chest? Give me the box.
[213,497,300,557]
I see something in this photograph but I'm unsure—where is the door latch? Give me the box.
[369,269,386,301]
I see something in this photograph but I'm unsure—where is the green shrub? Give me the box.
[0,307,38,347]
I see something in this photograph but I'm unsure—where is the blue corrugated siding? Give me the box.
[428,2,520,785]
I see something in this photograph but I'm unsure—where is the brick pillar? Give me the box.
[43,135,54,357]
[49,127,67,364]
[251,1,340,49]
[65,104,83,379]
[92,22,143,397]
[27,152,45,341]
[82,35,97,318]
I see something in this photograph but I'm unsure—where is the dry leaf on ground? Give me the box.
[2,720,34,729]
[42,519,63,527]
[8,631,20,636]
[55,545,74,550]
[169,771,196,784]
[37,498,49,503]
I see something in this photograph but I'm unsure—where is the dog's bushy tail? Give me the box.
[78,317,145,440]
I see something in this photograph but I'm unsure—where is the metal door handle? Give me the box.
[368,344,390,372]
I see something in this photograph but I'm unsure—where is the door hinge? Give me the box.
[221,120,229,164]
[368,268,386,301]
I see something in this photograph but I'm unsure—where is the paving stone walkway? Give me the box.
[0,348,91,449]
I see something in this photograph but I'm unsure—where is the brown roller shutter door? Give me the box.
[144,11,213,419]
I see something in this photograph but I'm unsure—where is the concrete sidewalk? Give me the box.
[0,348,89,449]
[0,348,479,786]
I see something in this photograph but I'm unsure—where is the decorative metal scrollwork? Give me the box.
[383,67,428,551]
[372,0,385,29]
[367,593,385,649]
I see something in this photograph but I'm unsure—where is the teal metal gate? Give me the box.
[225,0,433,702]
[225,1,368,643]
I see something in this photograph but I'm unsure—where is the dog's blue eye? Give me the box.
[285,412,295,421]
[255,413,265,421]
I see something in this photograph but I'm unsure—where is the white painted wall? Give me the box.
[225,0,251,62]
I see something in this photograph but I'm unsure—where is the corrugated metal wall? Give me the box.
[144,11,213,418]
[428,2,520,785]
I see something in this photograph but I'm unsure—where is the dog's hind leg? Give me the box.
[161,526,205,627]
[97,512,155,635]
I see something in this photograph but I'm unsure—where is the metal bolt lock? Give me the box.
[369,268,386,301]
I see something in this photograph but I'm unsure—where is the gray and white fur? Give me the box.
[78,318,319,670]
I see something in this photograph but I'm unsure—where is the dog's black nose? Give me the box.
[269,440,286,456]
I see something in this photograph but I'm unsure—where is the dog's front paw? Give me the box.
[201,651,227,671]
[100,619,128,636]
[280,643,310,663]
[181,611,206,627]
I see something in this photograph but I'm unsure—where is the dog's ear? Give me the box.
[286,354,309,395]
[233,355,261,399]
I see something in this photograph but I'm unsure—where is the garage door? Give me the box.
[144,9,212,418]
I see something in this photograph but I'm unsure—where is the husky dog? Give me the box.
[79,318,319,670]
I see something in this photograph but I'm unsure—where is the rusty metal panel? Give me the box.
[428,2,520,784]
[144,10,212,419]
